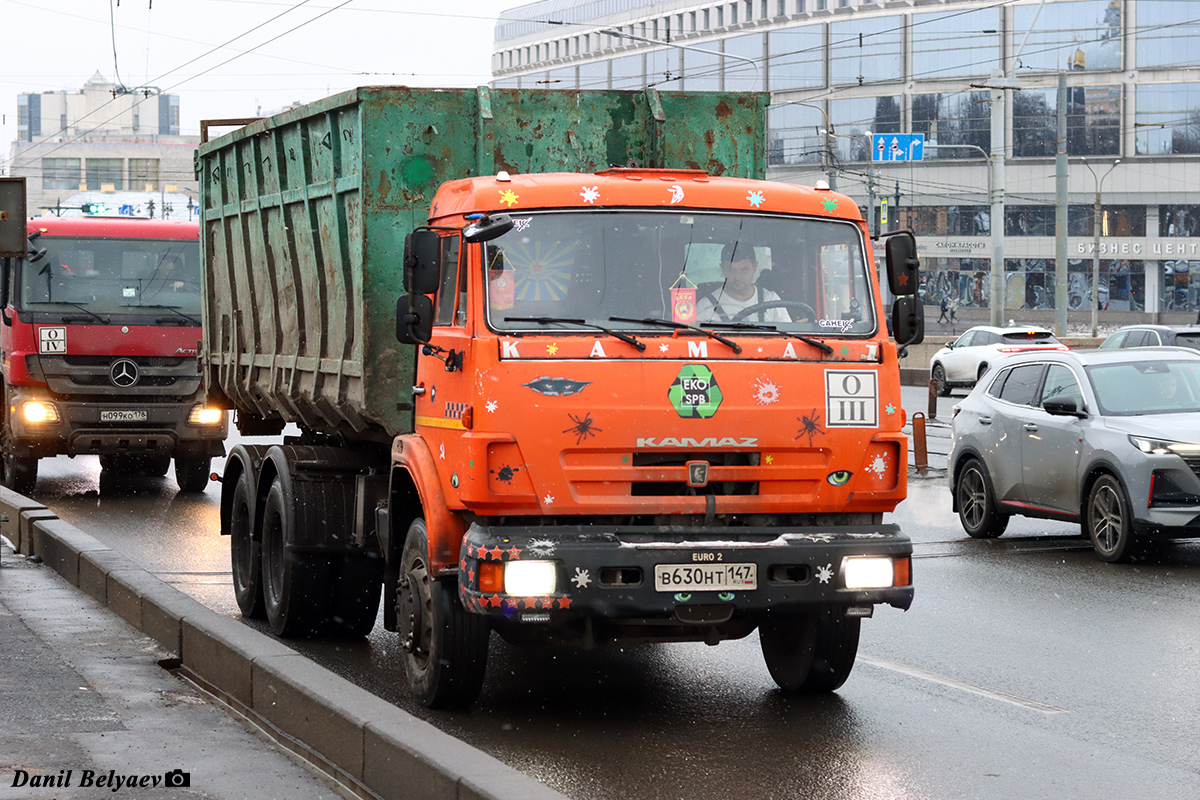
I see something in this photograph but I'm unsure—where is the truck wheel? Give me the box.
[230,471,266,619]
[328,552,384,636]
[260,476,330,636]
[174,453,212,492]
[397,518,489,708]
[759,609,861,693]
[2,451,38,496]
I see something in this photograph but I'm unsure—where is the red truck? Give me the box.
[0,215,227,494]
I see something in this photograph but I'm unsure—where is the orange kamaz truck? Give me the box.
[201,87,923,708]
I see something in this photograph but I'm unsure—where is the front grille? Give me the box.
[61,355,189,368]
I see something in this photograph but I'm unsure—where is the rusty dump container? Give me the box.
[196,86,767,440]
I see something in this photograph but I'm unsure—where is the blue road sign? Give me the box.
[872,133,925,162]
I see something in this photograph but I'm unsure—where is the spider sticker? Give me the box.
[795,409,826,447]
[564,412,602,444]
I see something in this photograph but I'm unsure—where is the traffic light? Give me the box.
[81,202,108,215]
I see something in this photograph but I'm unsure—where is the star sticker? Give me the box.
[499,189,519,207]
[487,595,503,608]
[546,343,559,355]
[747,190,765,207]
[764,454,774,465]
[466,544,475,557]
[821,197,839,212]
[898,273,909,287]
[486,400,498,413]
[580,185,600,204]
[506,545,522,559]
[557,596,572,609]
[885,403,896,415]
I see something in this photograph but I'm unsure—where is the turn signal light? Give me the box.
[479,561,504,593]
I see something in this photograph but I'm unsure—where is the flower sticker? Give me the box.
[580,185,600,204]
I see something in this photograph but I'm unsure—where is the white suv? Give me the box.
[930,325,1067,396]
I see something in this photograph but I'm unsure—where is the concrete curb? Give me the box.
[0,487,564,800]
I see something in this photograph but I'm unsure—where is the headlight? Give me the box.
[843,556,896,589]
[1128,435,1200,456]
[504,561,557,595]
[21,401,59,423]
[188,405,224,425]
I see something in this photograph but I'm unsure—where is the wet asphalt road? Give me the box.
[23,386,1200,800]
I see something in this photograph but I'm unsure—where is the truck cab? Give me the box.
[0,216,227,494]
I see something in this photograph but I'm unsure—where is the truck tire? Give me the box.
[2,451,37,496]
[759,609,861,693]
[229,470,266,619]
[397,518,489,708]
[174,453,212,492]
[328,552,384,636]
[260,475,331,637]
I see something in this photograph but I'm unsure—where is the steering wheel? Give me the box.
[730,299,816,323]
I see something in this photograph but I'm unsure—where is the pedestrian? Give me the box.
[938,296,949,323]
[949,297,957,323]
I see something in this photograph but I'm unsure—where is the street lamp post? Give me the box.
[1081,157,1120,337]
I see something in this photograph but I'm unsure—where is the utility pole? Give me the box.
[1054,72,1069,336]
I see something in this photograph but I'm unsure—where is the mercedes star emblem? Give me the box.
[110,359,140,388]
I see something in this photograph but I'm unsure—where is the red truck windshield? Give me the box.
[20,236,201,316]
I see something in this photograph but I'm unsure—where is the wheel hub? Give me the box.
[396,570,427,654]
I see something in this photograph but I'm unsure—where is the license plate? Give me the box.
[654,563,757,592]
[100,410,147,422]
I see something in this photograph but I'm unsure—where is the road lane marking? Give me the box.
[858,655,1068,713]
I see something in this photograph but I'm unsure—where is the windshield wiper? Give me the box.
[608,316,742,354]
[60,303,109,325]
[137,304,200,325]
[706,321,834,355]
[504,316,646,351]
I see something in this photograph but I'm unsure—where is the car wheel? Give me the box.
[932,363,951,397]
[956,458,1009,538]
[976,363,990,384]
[1087,474,1136,563]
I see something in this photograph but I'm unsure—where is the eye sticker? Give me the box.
[827,470,852,486]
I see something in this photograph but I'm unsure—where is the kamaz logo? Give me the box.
[636,436,758,448]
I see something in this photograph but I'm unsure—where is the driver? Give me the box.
[696,243,791,324]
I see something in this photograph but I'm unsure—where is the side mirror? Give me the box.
[885,232,920,296]
[396,294,433,344]
[891,296,924,346]
[463,213,513,244]
[403,230,441,295]
[1043,396,1085,418]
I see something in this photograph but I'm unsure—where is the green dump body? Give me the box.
[197,86,767,440]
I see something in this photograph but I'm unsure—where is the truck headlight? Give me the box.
[188,405,224,425]
[21,401,60,423]
[504,561,557,595]
[843,556,903,589]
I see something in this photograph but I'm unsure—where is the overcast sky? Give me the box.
[0,0,536,168]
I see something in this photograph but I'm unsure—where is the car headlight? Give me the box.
[20,401,60,423]
[188,405,224,425]
[1128,435,1200,456]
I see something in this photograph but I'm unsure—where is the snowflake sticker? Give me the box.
[486,400,498,413]
[816,563,834,584]
[499,189,520,207]
[747,190,765,208]
[543,493,555,505]
[580,185,600,204]
[529,538,556,557]
[752,376,781,405]
[659,343,670,353]
[865,453,890,478]
[572,567,591,588]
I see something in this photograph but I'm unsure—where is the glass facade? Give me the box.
[830,17,903,86]
[912,92,990,159]
[767,25,823,90]
[911,8,1000,79]
[1136,0,1200,70]
[1135,84,1200,155]
[1013,86,1120,157]
[1011,0,1121,72]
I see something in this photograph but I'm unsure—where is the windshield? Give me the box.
[20,236,200,316]
[483,211,874,335]
[1086,360,1200,416]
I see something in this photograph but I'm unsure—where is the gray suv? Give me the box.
[949,348,1200,562]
